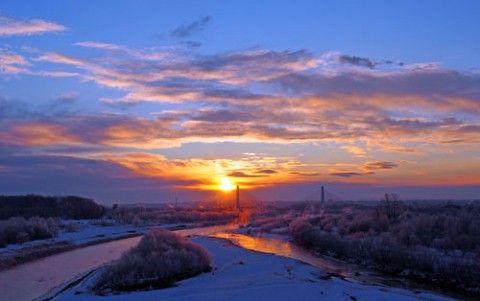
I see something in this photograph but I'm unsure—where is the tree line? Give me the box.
[0,195,105,220]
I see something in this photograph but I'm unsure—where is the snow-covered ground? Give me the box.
[0,220,192,263]
[236,225,290,240]
[52,236,455,301]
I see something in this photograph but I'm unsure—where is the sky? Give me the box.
[0,1,479,204]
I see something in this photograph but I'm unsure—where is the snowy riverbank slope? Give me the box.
[53,236,455,301]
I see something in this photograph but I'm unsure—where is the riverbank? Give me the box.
[0,224,240,301]
[232,226,478,301]
[0,222,192,271]
[51,236,455,301]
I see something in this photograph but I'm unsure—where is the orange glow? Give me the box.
[219,177,235,191]
[1,123,80,146]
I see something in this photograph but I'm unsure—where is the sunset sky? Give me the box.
[1,1,479,203]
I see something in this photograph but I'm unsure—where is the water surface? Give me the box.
[0,225,236,301]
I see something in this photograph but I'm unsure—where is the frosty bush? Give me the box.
[0,216,58,247]
[92,228,212,294]
[64,222,82,232]
[111,207,238,226]
[287,201,480,290]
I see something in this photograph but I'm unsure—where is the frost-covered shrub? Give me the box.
[0,216,58,247]
[112,207,238,226]
[64,222,82,232]
[92,228,212,294]
[288,217,317,247]
[244,215,292,235]
[27,216,54,239]
[289,217,349,256]
[286,202,480,290]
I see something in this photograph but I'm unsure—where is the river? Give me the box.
[208,232,475,301]
[0,225,236,301]
[0,225,469,301]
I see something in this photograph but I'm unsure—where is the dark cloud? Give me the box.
[290,171,320,176]
[364,161,398,170]
[337,55,404,69]
[330,162,399,178]
[0,96,76,122]
[256,169,277,174]
[194,50,312,72]
[54,92,78,103]
[192,109,253,123]
[330,171,374,178]
[171,16,211,38]
[203,88,266,101]
[227,171,263,178]
[384,60,404,66]
[181,41,202,48]
[337,55,377,69]
[0,97,30,120]
[276,69,480,107]
[0,155,198,203]
[457,125,480,133]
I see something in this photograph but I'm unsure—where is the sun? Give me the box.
[219,177,235,191]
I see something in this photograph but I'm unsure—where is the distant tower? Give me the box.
[321,185,325,204]
[236,185,241,211]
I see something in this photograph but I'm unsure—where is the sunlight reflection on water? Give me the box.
[209,232,354,277]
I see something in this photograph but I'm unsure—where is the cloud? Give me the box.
[2,31,480,199]
[336,55,404,69]
[181,41,203,48]
[341,145,368,157]
[191,109,253,123]
[0,97,31,120]
[256,169,277,174]
[0,48,30,74]
[36,52,89,67]
[0,122,80,146]
[39,71,80,77]
[0,154,200,202]
[0,12,66,36]
[290,171,320,177]
[171,16,211,38]
[276,69,480,107]
[54,92,79,103]
[329,161,400,178]
[337,55,377,69]
[36,45,480,119]
[2,102,478,153]
[7,44,480,192]
[227,171,263,178]
[74,41,124,50]
[364,161,399,170]
[330,171,374,178]
[73,41,168,60]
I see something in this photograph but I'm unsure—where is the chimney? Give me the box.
[236,185,241,211]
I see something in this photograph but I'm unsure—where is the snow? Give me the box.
[236,226,290,240]
[52,236,455,301]
[0,221,192,259]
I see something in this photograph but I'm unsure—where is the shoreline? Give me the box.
[51,236,457,301]
[0,224,190,272]
[3,224,476,301]
[229,228,479,301]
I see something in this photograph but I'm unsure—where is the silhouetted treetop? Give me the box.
[0,195,105,219]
